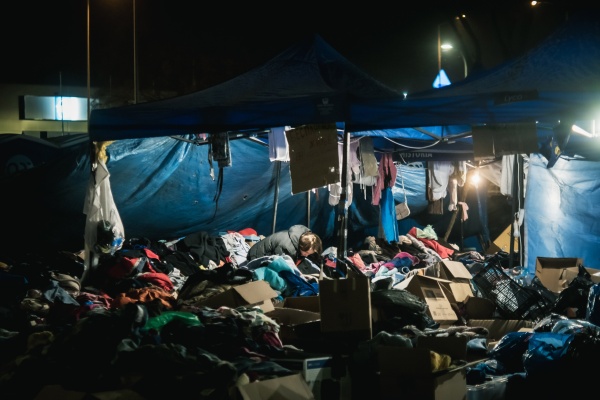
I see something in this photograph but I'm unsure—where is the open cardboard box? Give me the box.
[282,295,320,313]
[467,319,534,345]
[535,257,600,293]
[394,274,458,325]
[436,260,475,303]
[199,280,277,312]
[378,336,470,400]
[266,307,321,344]
[236,373,315,400]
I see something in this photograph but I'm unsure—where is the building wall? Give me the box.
[0,84,89,137]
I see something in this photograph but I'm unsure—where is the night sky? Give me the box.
[3,1,574,98]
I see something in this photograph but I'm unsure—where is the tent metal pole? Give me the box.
[336,130,350,273]
[517,155,525,266]
[509,155,518,268]
[272,160,281,234]
[307,191,311,229]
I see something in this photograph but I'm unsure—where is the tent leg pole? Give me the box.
[307,191,311,229]
[336,130,350,274]
[272,160,281,235]
[509,155,518,268]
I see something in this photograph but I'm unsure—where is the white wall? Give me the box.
[0,84,89,136]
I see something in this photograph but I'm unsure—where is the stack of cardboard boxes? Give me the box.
[202,256,600,399]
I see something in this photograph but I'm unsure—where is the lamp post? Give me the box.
[441,42,468,78]
[87,0,139,110]
[435,20,468,88]
[86,0,91,119]
[133,0,137,104]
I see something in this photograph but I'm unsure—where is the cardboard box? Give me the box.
[272,355,351,400]
[438,260,474,282]
[236,373,315,400]
[561,266,600,287]
[319,276,372,340]
[463,296,496,319]
[534,257,589,293]
[436,260,475,304]
[378,336,469,400]
[466,319,534,341]
[266,308,321,343]
[394,275,458,324]
[283,296,320,313]
[199,280,277,312]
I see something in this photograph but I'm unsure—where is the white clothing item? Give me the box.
[428,161,454,201]
[501,155,515,196]
[268,126,291,161]
[328,141,354,208]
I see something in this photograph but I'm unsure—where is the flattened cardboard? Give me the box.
[394,275,458,324]
[492,224,519,252]
[286,124,339,194]
[200,280,277,312]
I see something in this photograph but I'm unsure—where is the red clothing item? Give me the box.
[408,227,455,259]
[136,272,175,292]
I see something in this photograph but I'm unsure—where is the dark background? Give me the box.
[3,1,575,98]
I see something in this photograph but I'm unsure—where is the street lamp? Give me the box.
[441,42,468,78]
[435,18,469,88]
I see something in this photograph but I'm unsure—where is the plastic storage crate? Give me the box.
[472,264,553,321]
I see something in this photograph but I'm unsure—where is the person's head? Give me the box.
[298,231,322,259]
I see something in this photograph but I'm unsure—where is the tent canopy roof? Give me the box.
[88,34,401,141]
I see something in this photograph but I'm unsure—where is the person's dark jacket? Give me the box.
[246,225,310,261]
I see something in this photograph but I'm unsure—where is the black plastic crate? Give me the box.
[472,264,553,321]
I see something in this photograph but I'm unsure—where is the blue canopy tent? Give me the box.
[349,11,600,274]
[87,12,600,276]
[6,12,600,278]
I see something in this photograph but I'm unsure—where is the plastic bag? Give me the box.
[586,283,600,325]
[83,160,125,256]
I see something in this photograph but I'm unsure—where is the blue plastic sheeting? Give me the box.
[525,153,600,273]
[104,136,337,242]
[1,134,491,255]
[0,135,395,252]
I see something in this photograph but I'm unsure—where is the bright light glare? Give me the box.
[470,170,480,187]
[54,97,87,121]
[441,43,454,51]
[572,124,594,138]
